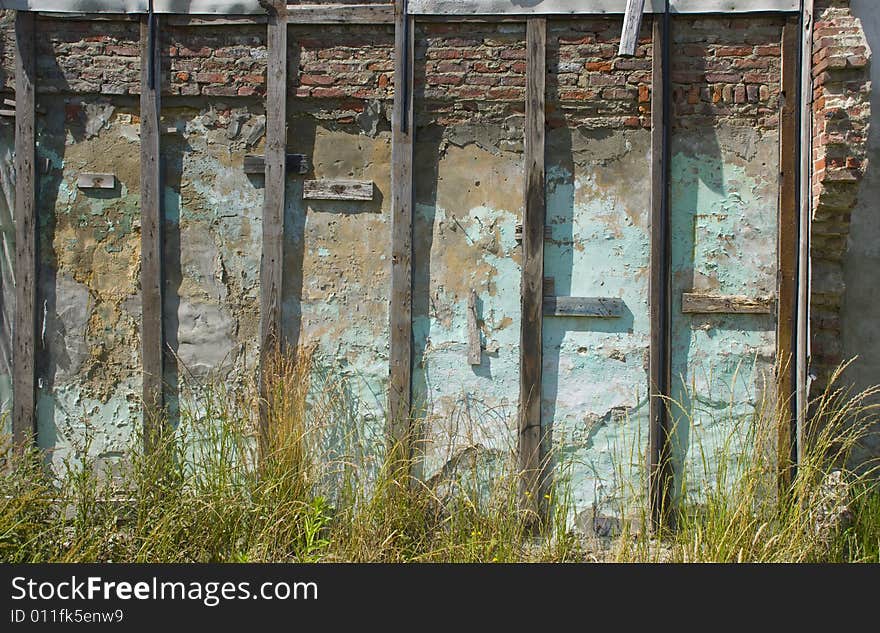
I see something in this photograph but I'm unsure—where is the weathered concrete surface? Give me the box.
[843,0,880,461]
[543,127,652,525]
[161,103,266,423]
[413,122,524,481]
[669,127,778,499]
[284,116,393,477]
[35,97,143,473]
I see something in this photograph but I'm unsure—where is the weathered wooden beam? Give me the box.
[259,1,288,452]
[140,12,164,453]
[286,3,395,24]
[648,12,673,530]
[164,15,268,26]
[12,11,37,453]
[519,17,546,520]
[243,153,308,175]
[777,17,799,490]
[303,180,374,201]
[543,296,626,318]
[796,0,814,467]
[468,290,481,366]
[388,0,415,448]
[408,0,799,15]
[681,292,775,315]
[76,173,116,190]
[619,0,646,57]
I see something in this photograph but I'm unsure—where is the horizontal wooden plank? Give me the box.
[164,15,269,26]
[287,3,395,24]
[681,292,775,314]
[303,179,374,201]
[244,153,309,175]
[409,0,798,14]
[77,172,116,189]
[543,296,626,318]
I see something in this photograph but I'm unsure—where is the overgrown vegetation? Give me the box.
[1,351,879,563]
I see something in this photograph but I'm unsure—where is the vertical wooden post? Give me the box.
[519,17,546,517]
[388,1,415,449]
[140,12,164,452]
[648,13,673,529]
[12,10,37,453]
[777,17,800,490]
[796,0,814,468]
[259,1,288,451]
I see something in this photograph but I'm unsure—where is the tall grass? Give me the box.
[0,352,878,563]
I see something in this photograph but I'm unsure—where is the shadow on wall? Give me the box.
[160,118,193,430]
[667,29,778,497]
[31,53,86,463]
[542,34,640,504]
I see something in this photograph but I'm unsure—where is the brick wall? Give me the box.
[292,24,394,102]
[811,0,872,388]
[416,22,526,128]
[35,17,140,95]
[547,17,649,129]
[671,17,784,130]
[165,24,267,98]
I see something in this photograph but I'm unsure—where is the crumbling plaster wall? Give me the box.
[412,21,527,482]
[20,17,272,470]
[544,17,653,526]
[668,17,783,503]
[0,4,873,501]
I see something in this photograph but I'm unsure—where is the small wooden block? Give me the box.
[0,109,14,117]
[244,153,309,175]
[3,99,15,107]
[515,223,552,242]
[467,290,481,365]
[303,180,374,201]
[77,173,115,189]
[543,296,626,318]
[681,292,775,314]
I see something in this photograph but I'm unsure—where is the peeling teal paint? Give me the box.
[669,129,778,500]
[543,129,652,526]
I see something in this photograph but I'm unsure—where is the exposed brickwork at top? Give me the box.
[35,17,140,95]
[671,17,784,130]
[547,17,651,130]
[415,22,526,128]
[165,24,267,98]
[292,24,394,102]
